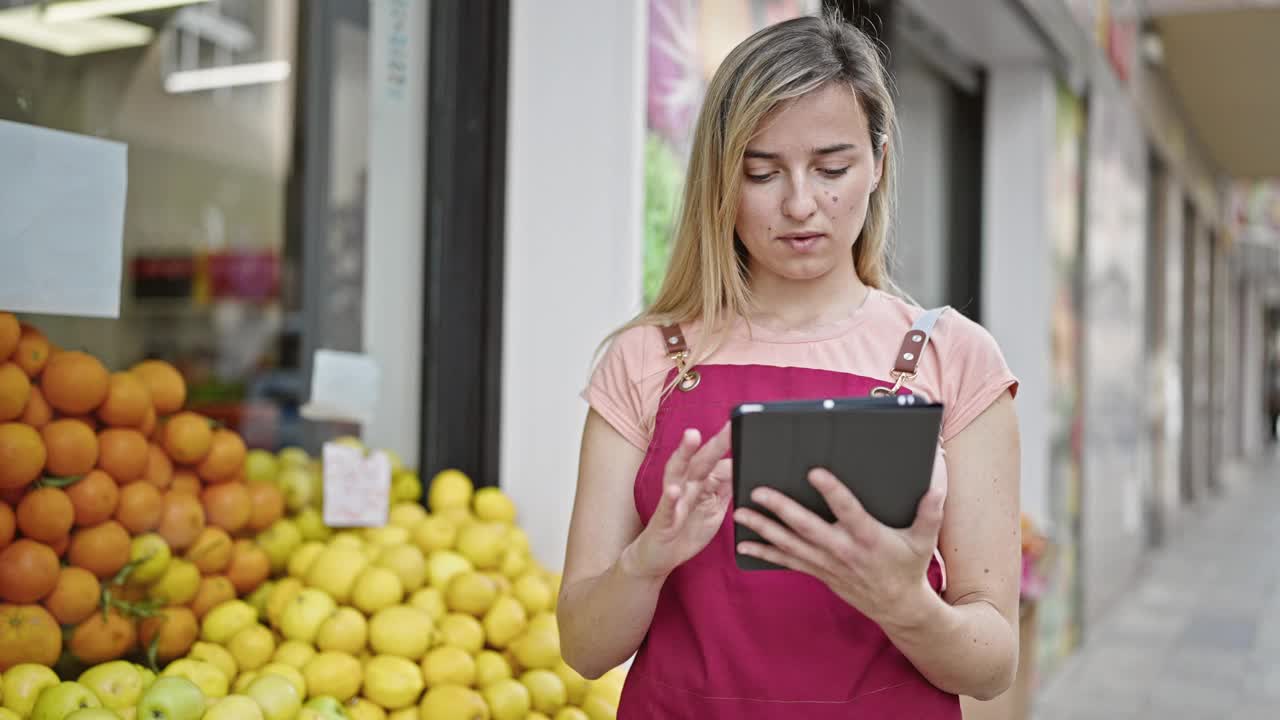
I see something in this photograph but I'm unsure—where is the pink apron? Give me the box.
[618,320,960,718]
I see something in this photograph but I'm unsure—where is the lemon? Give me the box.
[288,542,326,580]
[364,525,411,547]
[407,587,448,621]
[509,626,559,671]
[205,694,264,720]
[438,505,475,531]
[277,446,310,468]
[555,708,589,720]
[552,660,588,706]
[486,572,513,595]
[352,566,405,615]
[273,640,317,670]
[387,707,419,720]
[345,697,388,720]
[302,652,363,702]
[201,600,258,644]
[149,558,200,605]
[483,678,531,720]
[376,544,428,592]
[246,448,280,483]
[419,686,488,720]
[362,655,425,711]
[427,551,474,591]
[162,658,229,698]
[455,523,508,570]
[588,669,625,706]
[412,516,458,554]
[427,469,473,512]
[506,527,531,556]
[187,641,238,682]
[305,545,368,604]
[445,572,499,617]
[388,502,427,529]
[233,670,259,694]
[499,548,529,580]
[472,487,517,524]
[295,508,333,543]
[280,588,338,644]
[265,577,305,628]
[316,607,368,655]
[391,471,422,504]
[246,580,276,618]
[475,650,513,688]
[527,613,557,637]
[228,624,277,672]
[258,518,304,573]
[420,646,476,688]
[482,596,528,650]
[521,670,567,715]
[436,613,485,655]
[512,574,553,615]
[368,606,434,659]
[258,662,308,700]
[330,532,364,551]
[128,533,172,585]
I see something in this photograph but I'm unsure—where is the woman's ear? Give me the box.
[873,132,889,189]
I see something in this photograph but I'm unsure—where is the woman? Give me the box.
[558,11,1021,718]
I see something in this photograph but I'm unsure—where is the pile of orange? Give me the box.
[0,311,285,672]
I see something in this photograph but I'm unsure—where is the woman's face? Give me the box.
[735,83,883,285]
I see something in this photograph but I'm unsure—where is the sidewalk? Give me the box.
[1033,451,1280,720]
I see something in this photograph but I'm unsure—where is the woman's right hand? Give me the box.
[621,423,733,580]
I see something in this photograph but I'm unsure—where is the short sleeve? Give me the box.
[581,325,658,451]
[935,315,1019,443]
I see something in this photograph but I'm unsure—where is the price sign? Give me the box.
[322,442,391,527]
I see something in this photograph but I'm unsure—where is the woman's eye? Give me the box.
[819,167,850,178]
[745,172,775,183]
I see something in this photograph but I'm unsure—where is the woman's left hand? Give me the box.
[733,449,948,628]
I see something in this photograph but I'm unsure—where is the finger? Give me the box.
[664,428,702,479]
[733,506,834,572]
[686,421,731,481]
[748,484,849,552]
[908,484,946,547]
[651,482,684,530]
[707,458,732,490]
[808,468,876,536]
[736,541,827,578]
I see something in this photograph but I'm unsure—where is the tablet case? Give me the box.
[731,395,943,571]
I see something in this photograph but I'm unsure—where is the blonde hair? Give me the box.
[607,10,902,374]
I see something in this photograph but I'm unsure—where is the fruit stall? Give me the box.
[0,311,622,720]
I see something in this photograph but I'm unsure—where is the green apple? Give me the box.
[79,661,144,711]
[277,467,315,512]
[30,681,102,720]
[257,519,304,573]
[202,695,263,720]
[302,696,350,720]
[64,710,121,720]
[135,665,157,693]
[135,677,204,720]
[3,664,61,717]
[245,674,301,720]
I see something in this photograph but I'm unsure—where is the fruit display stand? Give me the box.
[0,311,624,720]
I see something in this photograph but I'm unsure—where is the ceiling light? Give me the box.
[0,6,152,56]
[41,0,211,24]
[163,60,291,94]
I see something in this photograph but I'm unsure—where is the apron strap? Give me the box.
[873,305,949,397]
[658,324,700,392]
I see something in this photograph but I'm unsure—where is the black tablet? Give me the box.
[731,394,944,571]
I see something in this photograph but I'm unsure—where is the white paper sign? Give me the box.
[322,442,391,527]
[300,349,381,425]
[0,120,127,318]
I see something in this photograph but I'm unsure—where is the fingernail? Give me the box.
[751,488,769,503]
[737,543,753,555]
[733,509,748,523]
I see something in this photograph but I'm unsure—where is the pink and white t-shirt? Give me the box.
[584,288,1018,451]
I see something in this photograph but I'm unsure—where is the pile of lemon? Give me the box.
[160,470,624,720]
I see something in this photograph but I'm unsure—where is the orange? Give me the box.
[19,384,52,428]
[138,606,198,662]
[185,526,233,575]
[162,411,213,465]
[139,403,157,437]
[201,481,251,534]
[195,429,246,483]
[114,481,163,534]
[43,565,101,625]
[68,520,131,580]
[0,312,18,362]
[98,371,153,428]
[156,491,206,551]
[225,539,270,595]
[41,350,110,415]
[245,481,285,532]
[169,469,201,495]
[140,443,174,489]
[0,603,61,671]
[0,361,31,422]
[13,325,49,378]
[41,418,99,477]
[98,428,149,483]
[0,501,12,550]
[47,533,70,558]
[66,469,120,527]
[0,422,44,490]
[130,360,186,415]
[0,538,60,603]
[69,606,137,664]
[189,575,237,619]
[62,413,99,431]
[16,486,74,544]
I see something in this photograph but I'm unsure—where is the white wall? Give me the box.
[362,0,428,463]
[501,0,647,569]
[982,65,1055,529]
